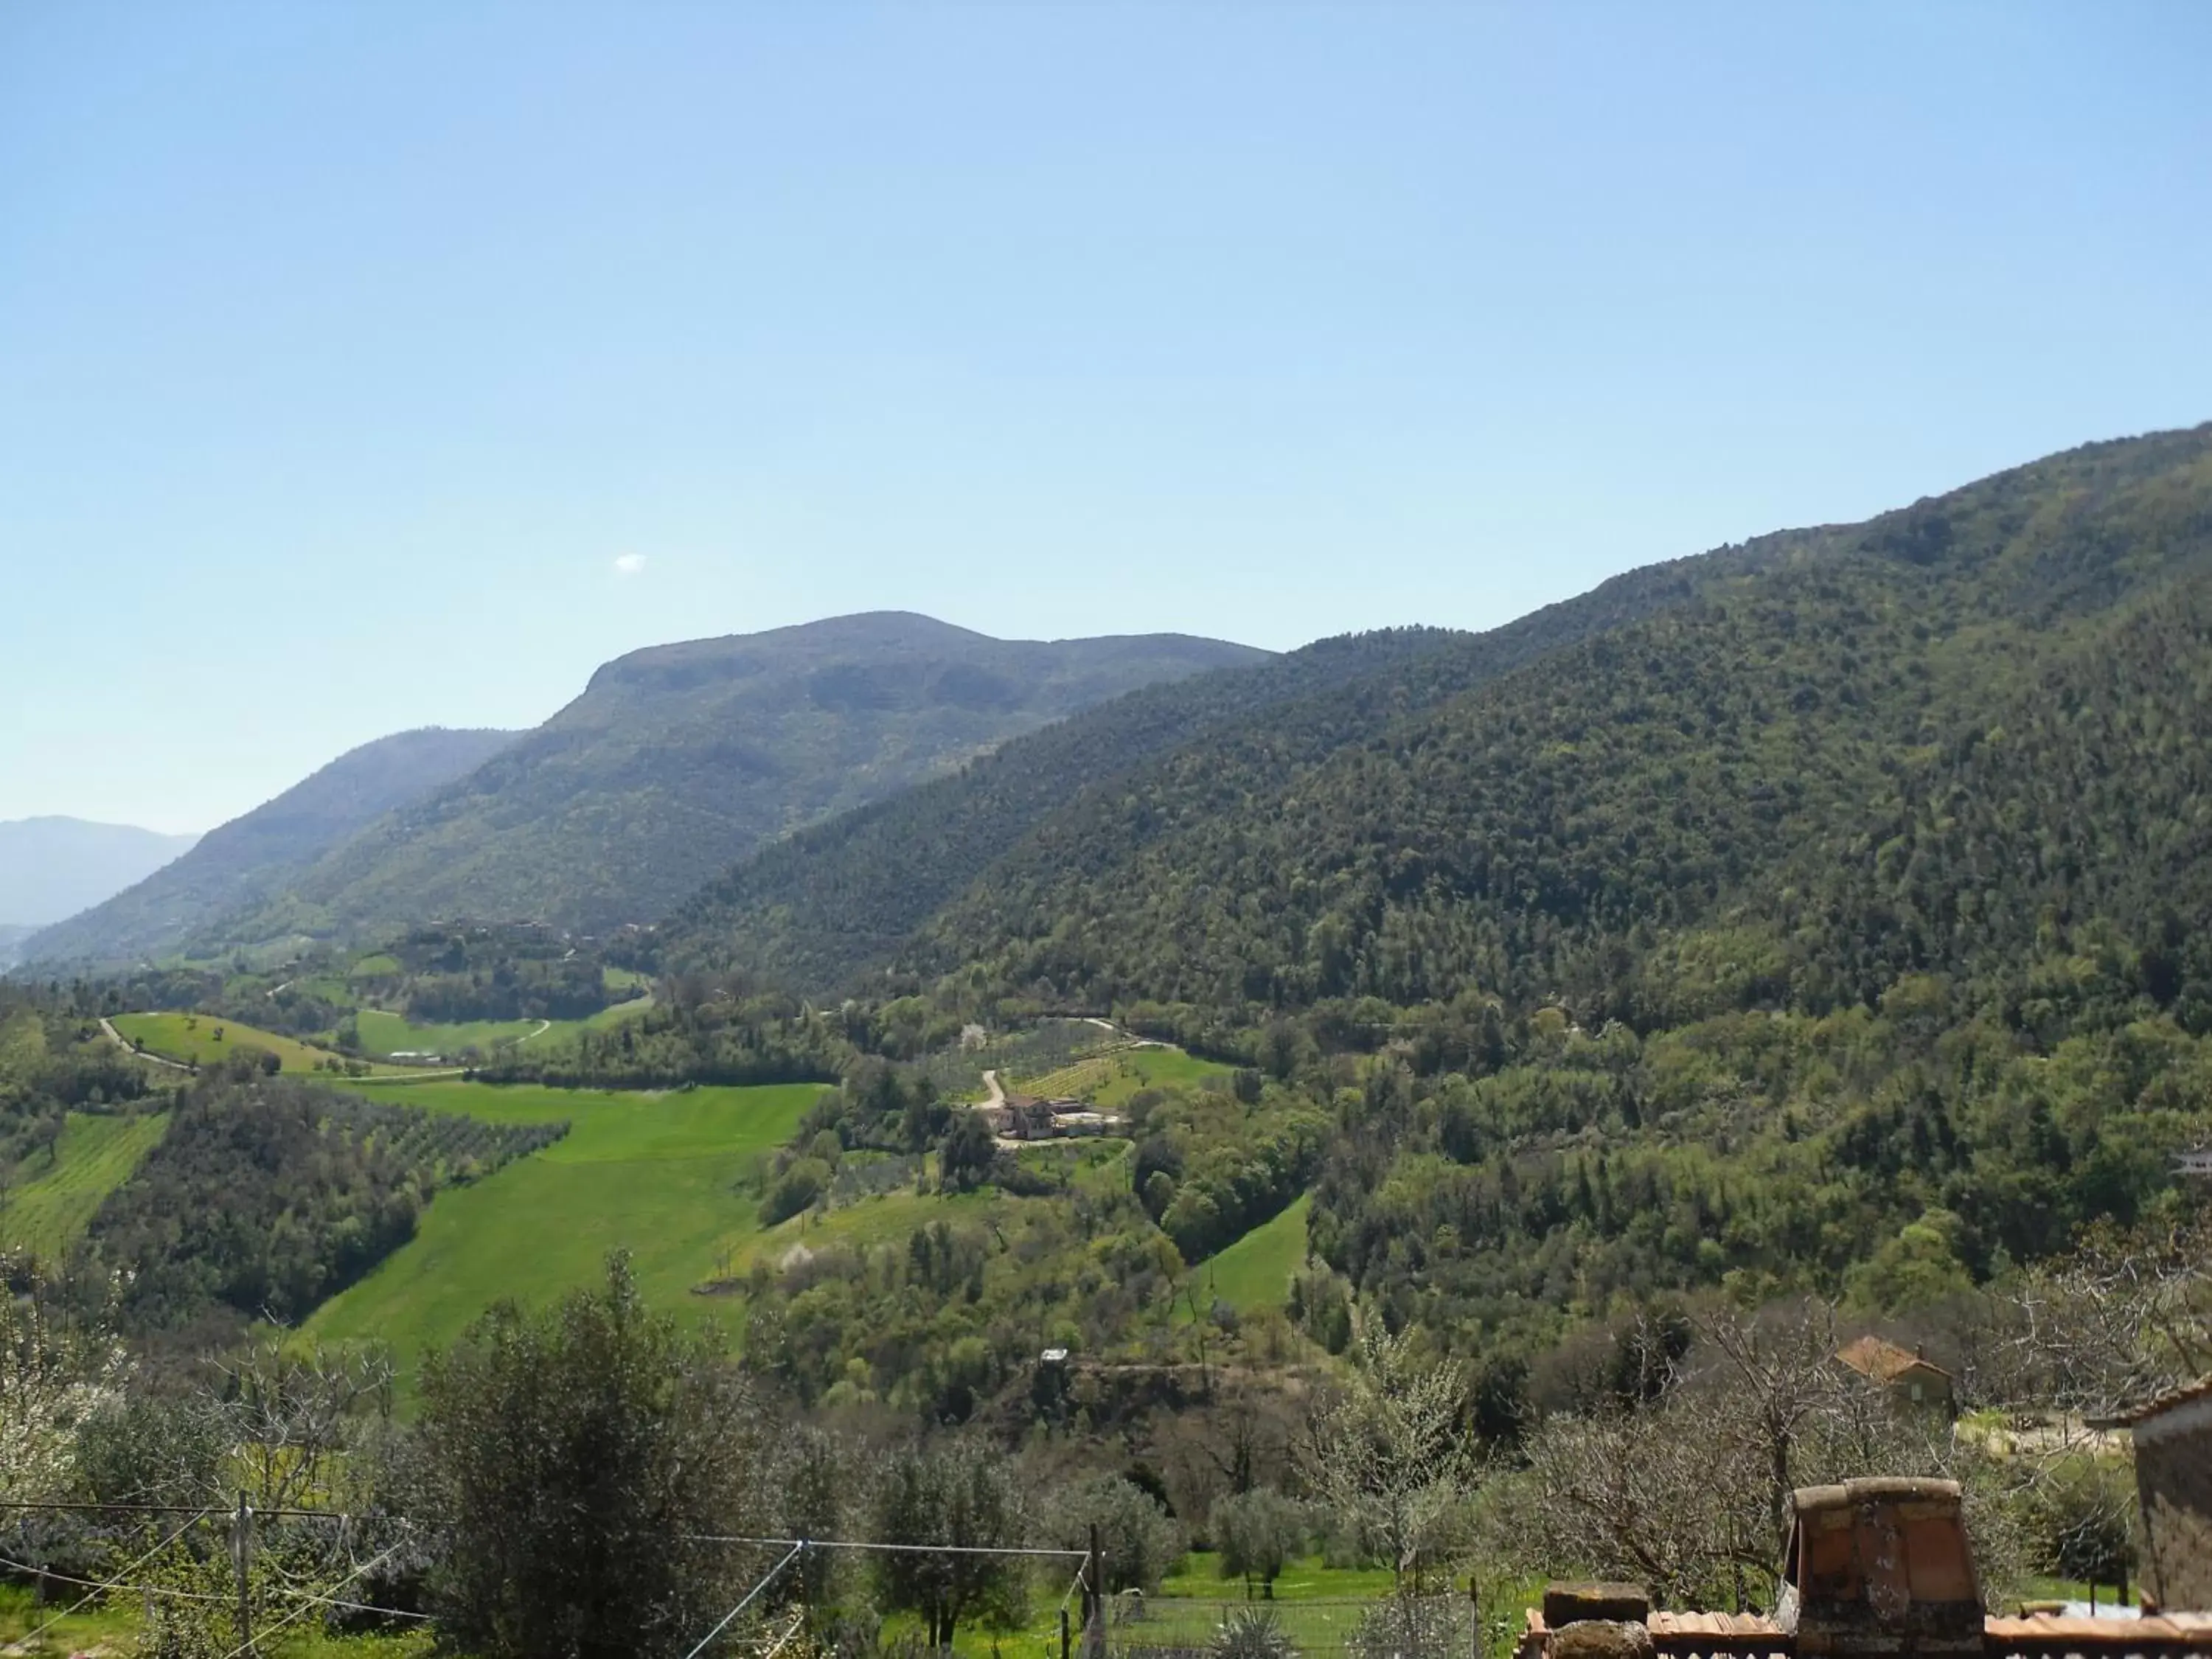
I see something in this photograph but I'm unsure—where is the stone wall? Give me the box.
[2135,1390,2212,1612]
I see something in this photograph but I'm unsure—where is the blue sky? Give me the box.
[3,2,2207,834]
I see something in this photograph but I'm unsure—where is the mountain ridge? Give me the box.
[205,615,1269,947]
[22,727,518,968]
[0,818,199,932]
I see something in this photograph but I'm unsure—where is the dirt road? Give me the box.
[98,1017,192,1071]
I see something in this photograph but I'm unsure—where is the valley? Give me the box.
[3,425,2209,1657]
[10,23,2207,1659]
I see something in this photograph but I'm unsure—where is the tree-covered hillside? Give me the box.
[835,423,2212,1367]
[655,627,1470,994]
[220,613,1267,945]
[23,727,516,968]
[911,425,2212,1032]
[656,533,1818,997]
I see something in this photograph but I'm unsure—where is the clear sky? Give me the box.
[3,2,2207,834]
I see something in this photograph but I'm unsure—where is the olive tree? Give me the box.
[1053,1473,1185,1594]
[1214,1486,1307,1599]
[872,1439,1029,1650]
[416,1253,768,1659]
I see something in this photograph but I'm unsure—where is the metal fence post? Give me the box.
[1086,1524,1104,1659]
[232,1491,254,1657]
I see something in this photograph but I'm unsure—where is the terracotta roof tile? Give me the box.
[1834,1334,1952,1384]
[2093,1372,2212,1429]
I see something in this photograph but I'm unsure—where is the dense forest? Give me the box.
[653,533,1815,998]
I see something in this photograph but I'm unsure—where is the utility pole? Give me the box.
[232,1491,253,1657]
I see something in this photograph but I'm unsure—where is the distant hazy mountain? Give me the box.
[215,613,1270,942]
[0,818,198,931]
[0,923,44,972]
[22,728,518,967]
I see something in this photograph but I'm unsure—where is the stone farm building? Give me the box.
[1834,1335,1957,1416]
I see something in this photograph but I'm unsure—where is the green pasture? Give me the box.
[900,1551,1402,1659]
[0,1110,168,1262]
[981,1041,1231,1109]
[108,1012,398,1075]
[355,1008,544,1058]
[1091,1045,1232,1107]
[726,1182,1000,1277]
[1178,1193,1310,1321]
[353,997,653,1060]
[0,1581,434,1659]
[307,1079,824,1377]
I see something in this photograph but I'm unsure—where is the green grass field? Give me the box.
[0,1110,168,1262]
[726,1183,1001,1279]
[900,1551,1401,1659]
[355,1008,546,1058]
[109,1012,400,1076]
[307,1079,825,1377]
[1179,1193,1310,1319]
[1091,1046,1233,1107]
[0,1581,434,1659]
[353,998,654,1060]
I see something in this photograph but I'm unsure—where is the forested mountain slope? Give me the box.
[656,538,1808,996]
[803,423,2212,1370]
[1308,563,2212,1357]
[654,627,1470,993]
[909,425,2212,1037]
[22,728,516,968]
[219,614,1265,945]
[0,818,198,929]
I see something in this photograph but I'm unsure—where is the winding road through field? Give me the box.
[98,1017,192,1071]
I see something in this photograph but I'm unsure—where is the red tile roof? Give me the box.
[1834,1334,1952,1385]
[2092,1372,2212,1429]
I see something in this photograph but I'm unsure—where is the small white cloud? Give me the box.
[612,552,648,577]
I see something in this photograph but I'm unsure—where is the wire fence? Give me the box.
[0,1493,426,1655]
[1107,1592,1478,1659]
[1,1502,1470,1659]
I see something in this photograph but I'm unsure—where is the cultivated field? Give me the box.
[0,1110,167,1262]
[108,1012,399,1075]
[1006,1044,1231,1105]
[306,1078,824,1377]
